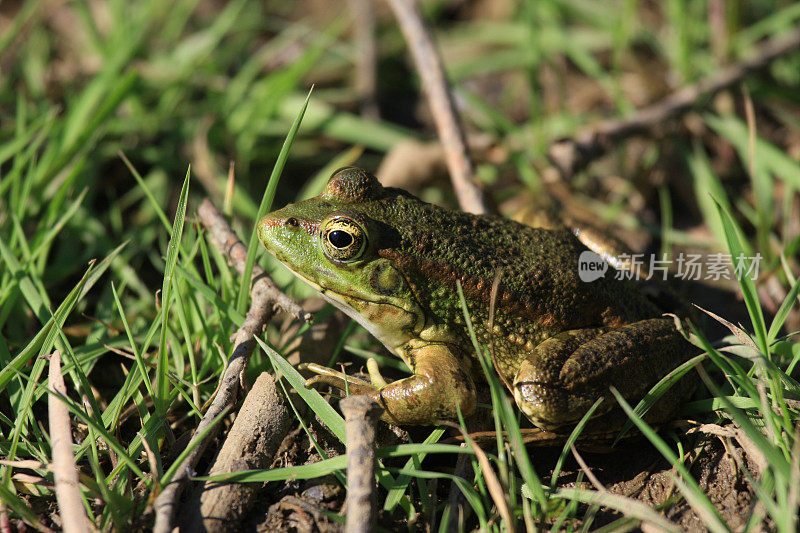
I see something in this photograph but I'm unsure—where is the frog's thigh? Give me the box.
[378,343,476,425]
[513,318,688,431]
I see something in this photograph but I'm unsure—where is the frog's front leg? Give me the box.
[514,318,692,432]
[305,342,476,425]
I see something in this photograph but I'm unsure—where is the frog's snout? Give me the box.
[257,214,277,245]
[260,212,300,235]
[258,210,319,262]
[259,211,292,228]
[259,213,294,249]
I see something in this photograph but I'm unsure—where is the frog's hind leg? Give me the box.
[513,318,693,432]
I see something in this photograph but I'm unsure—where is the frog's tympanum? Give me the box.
[259,168,694,432]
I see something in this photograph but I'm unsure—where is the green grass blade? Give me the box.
[556,488,680,533]
[616,352,708,443]
[199,455,348,483]
[199,443,471,483]
[119,151,172,231]
[610,388,728,533]
[550,397,604,491]
[691,328,791,475]
[0,483,49,532]
[44,383,147,481]
[258,337,346,442]
[767,275,800,343]
[455,281,547,509]
[687,143,732,249]
[236,88,312,315]
[713,200,769,357]
[0,257,93,391]
[159,406,231,486]
[112,283,156,402]
[384,427,447,512]
[28,188,88,262]
[155,166,191,417]
[707,114,800,190]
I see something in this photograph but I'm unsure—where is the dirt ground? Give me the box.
[245,414,761,532]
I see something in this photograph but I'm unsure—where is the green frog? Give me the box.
[258,167,694,431]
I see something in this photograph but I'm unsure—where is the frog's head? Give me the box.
[258,167,425,351]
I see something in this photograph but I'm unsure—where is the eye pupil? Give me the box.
[286,217,299,227]
[328,230,353,248]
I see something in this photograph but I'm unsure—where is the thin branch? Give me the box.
[385,0,490,215]
[570,443,607,493]
[548,29,800,178]
[190,115,222,200]
[0,501,10,533]
[349,0,379,119]
[198,199,312,323]
[152,199,310,533]
[340,396,383,533]
[48,350,90,533]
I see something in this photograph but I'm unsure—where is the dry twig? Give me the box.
[180,373,293,532]
[152,199,310,533]
[340,396,383,533]
[0,502,10,533]
[48,350,90,533]
[384,0,489,215]
[548,29,800,177]
[348,0,379,119]
[570,443,606,493]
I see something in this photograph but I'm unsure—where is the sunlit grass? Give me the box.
[0,0,799,531]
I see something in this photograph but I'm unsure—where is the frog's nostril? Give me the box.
[285,217,299,227]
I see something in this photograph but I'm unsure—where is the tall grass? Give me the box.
[0,0,798,531]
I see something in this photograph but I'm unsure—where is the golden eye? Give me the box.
[321,217,366,262]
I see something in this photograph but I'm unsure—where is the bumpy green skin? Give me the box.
[259,168,693,430]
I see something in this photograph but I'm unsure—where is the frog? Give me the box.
[258,167,695,431]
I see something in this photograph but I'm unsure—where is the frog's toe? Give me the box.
[366,357,389,388]
[301,363,378,395]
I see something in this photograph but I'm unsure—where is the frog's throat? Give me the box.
[286,269,425,357]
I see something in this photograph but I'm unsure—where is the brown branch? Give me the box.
[0,501,10,533]
[152,199,310,533]
[48,350,90,533]
[384,0,490,215]
[570,443,606,493]
[340,396,383,533]
[198,198,312,323]
[548,29,800,178]
[348,0,379,119]
[180,373,292,531]
[190,115,223,201]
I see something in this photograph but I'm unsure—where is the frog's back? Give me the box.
[374,193,662,347]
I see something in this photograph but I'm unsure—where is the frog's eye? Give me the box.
[321,217,367,262]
